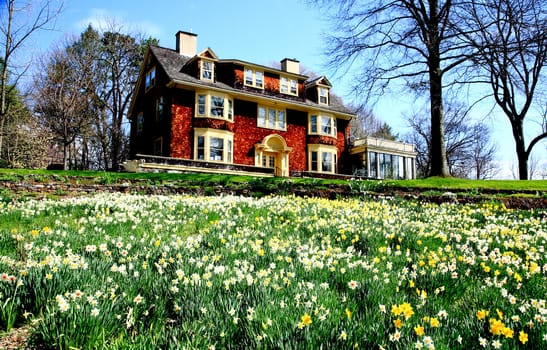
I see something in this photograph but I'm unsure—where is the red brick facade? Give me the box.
[170,104,193,159]
[129,39,355,176]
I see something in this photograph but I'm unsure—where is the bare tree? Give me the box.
[458,0,547,180]
[468,123,498,179]
[349,107,383,139]
[405,100,498,178]
[0,0,62,161]
[34,45,94,170]
[308,0,482,177]
[68,23,155,170]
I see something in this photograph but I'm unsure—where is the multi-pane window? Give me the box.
[145,67,156,91]
[194,130,234,163]
[310,115,318,133]
[322,152,334,172]
[156,96,165,121]
[262,154,275,168]
[280,76,298,96]
[369,151,377,178]
[211,96,224,117]
[197,136,205,160]
[244,67,264,88]
[210,137,224,161]
[197,95,206,115]
[310,151,318,171]
[309,114,337,137]
[258,106,286,130]
[201,60,213,81]
[368,151,411,179]
[318,87,329,105]
[309,146,337,174]
[227,140,233,163]
[136,113,144,135]
[195,92,234,121]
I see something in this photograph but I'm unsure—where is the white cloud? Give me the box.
[74,8,162,38]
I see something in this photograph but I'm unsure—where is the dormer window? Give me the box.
[244,67,264,89]
[145,67,156,91]
[201,59,214,81]
[280,76,298,96]
[318,87,329,105]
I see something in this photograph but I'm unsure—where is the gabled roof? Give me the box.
[305,76,332,87]
[199,47,218,60]
[139,45,355,118]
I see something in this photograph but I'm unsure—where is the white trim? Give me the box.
[194,128,234,163]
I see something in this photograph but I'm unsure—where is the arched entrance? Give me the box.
[254,134,292,177]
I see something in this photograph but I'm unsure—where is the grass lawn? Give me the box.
[0,168,546,196]
[0,193,546,349]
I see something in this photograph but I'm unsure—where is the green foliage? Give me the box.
[0,194,544,348]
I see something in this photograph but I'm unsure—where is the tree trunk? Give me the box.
[428,62,450,177]
[511,119,529,180]
[427,0,450,178]
[63,142,69,170]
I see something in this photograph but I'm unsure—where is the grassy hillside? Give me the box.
[0,168,545,199]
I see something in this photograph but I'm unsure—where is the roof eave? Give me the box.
[166,79,354,120]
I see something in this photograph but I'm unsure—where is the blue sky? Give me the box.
[16,0,547,178]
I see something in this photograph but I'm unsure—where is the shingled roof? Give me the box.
[148,45,355,118]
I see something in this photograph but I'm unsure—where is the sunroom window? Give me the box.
[195,92,234,121]
[244,67,264,89]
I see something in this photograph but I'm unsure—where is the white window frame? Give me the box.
[195,92,234,122]
[244,67,264,89]
[318,86,329,105]
[194,128,234,163]
[145,67,156,91]
[201,59,214,81]
[257,106,286,130]
[308,113,337,137]
[280,76,298,96]
[308,144,338,174]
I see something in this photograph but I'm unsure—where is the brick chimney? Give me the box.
[175,30,197,57]
[281,58,300,74]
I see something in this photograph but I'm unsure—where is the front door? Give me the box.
[256,134,292,177]
[262,151,280,175]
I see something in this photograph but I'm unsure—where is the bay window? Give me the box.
[195,92,234,121]
[308,113,337,137]
[308,144,337,174]
[194,129,234,163]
